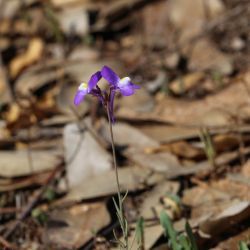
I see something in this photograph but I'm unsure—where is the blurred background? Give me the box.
[0,0,250,249]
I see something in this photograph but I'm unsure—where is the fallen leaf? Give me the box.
[118,87,155,114]
[182,185,231,219]
[125,147,182,174]
[188,38,233,75]
[0,62,12,104]
[199,201,250,236]
[139,124,199,143]
[100,121,157,148]
[64,123,112,188]
[0,149,61,177]
[146,141,204,160]
[168,0,230,75]
[213,133,242,152]
[206,0,225,18]
[140,181,180,220]
[45,202,110,249]
[51,0,90,8]
[170,72,205,95]
[117,71,250,126]
[57,167,164,204]
[0,0,22,18]
[0,171,55,192]
[10,38,44,78]
[2,103,21,124]
[241,160,250,177]
[141,0,169,48]
[56,6,89,35]
[211,178,250,201]
[213,227,250,250]
[100,121,183,175]
[168,0,206,42]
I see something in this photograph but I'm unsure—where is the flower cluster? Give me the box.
[74,66,140,122]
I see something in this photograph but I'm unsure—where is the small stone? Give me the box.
[231,37,245,51]
[165,52,180,69]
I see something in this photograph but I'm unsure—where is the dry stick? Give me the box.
[237,119,246,166]
[0,207,21,215]
[70,105,109,149]
[0,236,17,250]
[3,164,63,239]
[27,126,34,173]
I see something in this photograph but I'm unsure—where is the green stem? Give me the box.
[106,106,128,249]
[107,107,122,199]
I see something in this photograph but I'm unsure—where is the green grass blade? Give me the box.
[135,217,145,249]
[160,211,180,250]
[239,241,250,250]
[185,221,198,250]
[178,234,190,250]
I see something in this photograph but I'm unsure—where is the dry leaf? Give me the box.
[199,201,250,236]
[64,123,112,188]
[170,72,205,94]
[182,185,231,219]
[10,38,44,78]
[168,0,229,75]
[56,6,89,35]
[139,124,199,143]
[51,0,90,8]
[188,38,233,74]
[117,71,250,126]
[100,121,157,148]
[3,103,21,124]
[140,181,180,220]
[125,147,182,174]
[0,149,61,177]
[146,141,204,160]
[0,64,12,104]
[57,167,164,204]
[211,178,250,201]
[213,227,250,250]
[241,160,250,177]
[46,202,110,249]
[100,121,183,175]
[0,171,54,192]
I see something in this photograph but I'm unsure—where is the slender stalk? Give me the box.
[107,107,122,198]
[106,106,128,249]
[27,127,34,173]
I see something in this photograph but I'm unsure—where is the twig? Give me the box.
[3,163,63,239]
[27,126,34,173]
[0,207,21,215]
[70,105,109,149]
[0,236,17,250]
[0,49,14,102]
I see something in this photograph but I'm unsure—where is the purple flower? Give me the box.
[100,65,140,123]
[74,71,102,106]
[101,66,140,96]
[74,66,140,124]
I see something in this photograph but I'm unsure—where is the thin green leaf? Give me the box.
[178,234,190,250]
[113,198,120,213]
[122,189,129,203]
[159,211,179,250]
[185,221,198,250]
[135,217,145,249]
[239,241,250,250]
